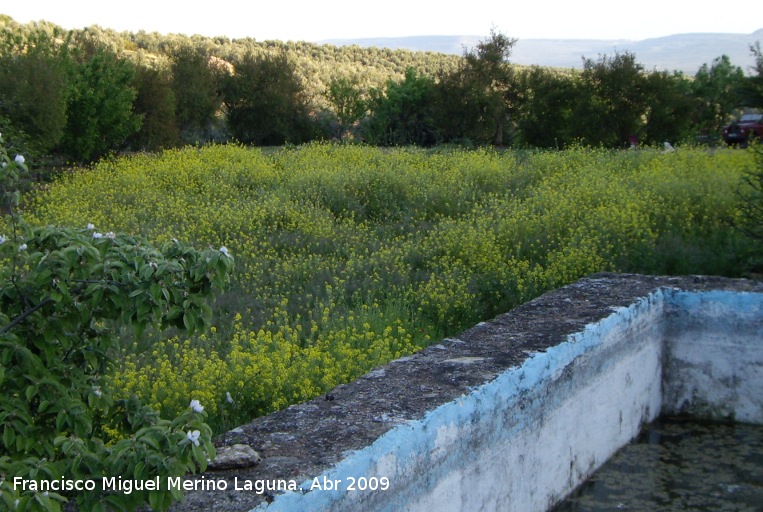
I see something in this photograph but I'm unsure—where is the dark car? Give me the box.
[722,113,763,146]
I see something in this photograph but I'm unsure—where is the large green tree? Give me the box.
[221,51,313,145]
[364,67,439,146]
[464,29,520,146]
[642,70,697,144]
[325,76,367,140]
[0,30,69,156]
[435,29,520,146]
[129,64,180,151]
[514,67,581,148]
[170,45,222,144]
[691,55,746,135]
[575,51,650,147]
[59,44,141,162]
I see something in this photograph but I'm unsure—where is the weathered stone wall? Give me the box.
[173,273,763,512]
[662,288,763,422]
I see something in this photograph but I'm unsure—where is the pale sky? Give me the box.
[2,0,761,42]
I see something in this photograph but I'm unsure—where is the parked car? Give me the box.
[722,113,763,146]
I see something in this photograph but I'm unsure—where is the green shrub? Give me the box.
[0,135,233,511]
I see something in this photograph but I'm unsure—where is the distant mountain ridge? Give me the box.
[321,30,763,74]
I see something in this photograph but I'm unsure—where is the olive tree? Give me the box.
[435,29,520,146]
[221,51,313,145]
[325,76,367,141]
[0,30,69,156]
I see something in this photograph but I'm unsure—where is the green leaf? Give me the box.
[33,269,53,287]
[2,425,15,449]
[136,303,151,322]
[139,434,160,451]
[200,303,213,326]
[133,461,146,480]
[25,385,37,401]
[89,287,104,308]
[34,491,53,510]
[165,305,183,320]
[149,283,161,302]
[56,411,67,432]
[169,485,184,502]
[148,491,164,512]
[84,350,98,370]
[182,311,195,331]
[140,264,155,281]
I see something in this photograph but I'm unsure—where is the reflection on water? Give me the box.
[551,416,763,512]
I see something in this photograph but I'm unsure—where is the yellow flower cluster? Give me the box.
[21,143,756,432]
[111,312,418,432]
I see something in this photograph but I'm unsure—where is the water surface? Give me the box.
[552,416,763,511]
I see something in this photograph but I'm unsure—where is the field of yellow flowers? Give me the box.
[20,143,756,432]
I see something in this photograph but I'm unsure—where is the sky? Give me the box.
[2,0,762,42]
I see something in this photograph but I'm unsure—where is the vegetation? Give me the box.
[220,52,314,145]
[0,137,233,511]
[14,143,757,440]
[739,144,763,266]
[168,44,223,144]
[1,13,762,511]
[325,75,367,140]
[60,43,142,162]
[1,16,762,164]
[0,30,68,157]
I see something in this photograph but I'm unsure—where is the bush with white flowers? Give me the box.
[0,134,234,511]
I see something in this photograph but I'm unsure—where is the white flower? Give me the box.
[92,232,103,239]
[189,399,204,413]
[93,386,102,397]
[226,392,234,404]
[14,154,24,165]
[186,430,201,446]
[0,235,6,244]
[105,231,116,239]
[86,223,95,230]
[18,243,27,252]
[219,246,230,257]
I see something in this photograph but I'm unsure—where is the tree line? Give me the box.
[1,16,762,166]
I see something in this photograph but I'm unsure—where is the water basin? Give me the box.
[552,416,763,511]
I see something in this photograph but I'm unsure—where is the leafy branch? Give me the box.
[0,133,234,511]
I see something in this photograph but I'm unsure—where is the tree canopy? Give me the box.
[0,15,761,161]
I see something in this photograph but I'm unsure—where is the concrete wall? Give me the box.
[662,289,763,422]
[176,274,763,512]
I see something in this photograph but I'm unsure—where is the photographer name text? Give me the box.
[13,475,390,495]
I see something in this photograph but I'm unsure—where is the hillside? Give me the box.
[0,15,463,104]
[323,30,763,74]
